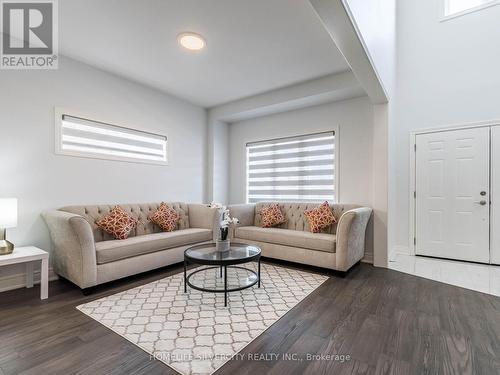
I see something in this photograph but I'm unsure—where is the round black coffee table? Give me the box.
[184,242,261,306]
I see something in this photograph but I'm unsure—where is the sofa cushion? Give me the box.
[304,201,337,233]
[234,226,336,253]
[95,228,212,264]
[95,205,139,240]
[254,202,360,234]
[61,202,190,242]
[149,202,180,232]
[259,204,286,228]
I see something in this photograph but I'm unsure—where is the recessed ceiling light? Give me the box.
[178,32,206,51]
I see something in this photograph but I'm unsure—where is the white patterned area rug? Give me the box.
[77,263,328,375]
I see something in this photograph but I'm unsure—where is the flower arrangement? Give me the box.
[208,202,239,241]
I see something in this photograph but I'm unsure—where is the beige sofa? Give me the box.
[42,202,218,291]
[228,202,372,272]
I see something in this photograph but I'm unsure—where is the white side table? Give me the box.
[0,246,49,299]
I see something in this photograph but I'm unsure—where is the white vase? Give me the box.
[216,239,230,252]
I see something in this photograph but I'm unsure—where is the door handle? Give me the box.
[474,200,487,206]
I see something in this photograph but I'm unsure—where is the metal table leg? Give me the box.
[184,258,187,293]
[224,265,227,306]
[258,258,261,288]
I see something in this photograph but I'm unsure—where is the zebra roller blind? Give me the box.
[57,114,167,165]
[246,131,336,203]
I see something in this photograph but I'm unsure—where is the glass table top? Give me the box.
[185,242,261,264]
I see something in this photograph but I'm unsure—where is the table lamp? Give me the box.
[0,198,17,255]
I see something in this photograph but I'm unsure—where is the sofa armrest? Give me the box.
[188,204,220,241]
[335,207,372,272]
[227,204,256,239]
[42,210,97,288]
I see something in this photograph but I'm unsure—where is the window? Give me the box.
[55,112,168,165]
[443,0,499,18]
[246,131,337,203]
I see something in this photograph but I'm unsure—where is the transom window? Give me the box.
[246,131,337,203]
[55,112,168,165]
[443,0,499,18]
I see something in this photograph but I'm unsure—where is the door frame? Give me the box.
[409,119,500,256]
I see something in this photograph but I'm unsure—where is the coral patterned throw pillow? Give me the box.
[149,202,180,232]
[304,201,337,233]
[95,205,138,240]
[259,204,286,228]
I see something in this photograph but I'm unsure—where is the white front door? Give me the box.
[415,127,490,263]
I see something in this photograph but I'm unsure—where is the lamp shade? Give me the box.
[0,198,17,228]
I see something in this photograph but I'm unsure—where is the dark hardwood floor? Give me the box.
[1,261,499,375]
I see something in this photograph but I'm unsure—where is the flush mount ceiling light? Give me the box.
[177,32,206,51]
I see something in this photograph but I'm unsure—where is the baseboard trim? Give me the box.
[0,267,59,293]
[389,246,411,262]
[361,255,373,264]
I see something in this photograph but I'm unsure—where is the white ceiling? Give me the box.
[60,0,350,108]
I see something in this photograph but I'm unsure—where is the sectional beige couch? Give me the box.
[43,202,218,291]
[228,202,372,272]
[42,200,371,291]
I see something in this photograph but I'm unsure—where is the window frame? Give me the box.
[245,127,340,204]
[440,0,500,21]
[54,107,169,166]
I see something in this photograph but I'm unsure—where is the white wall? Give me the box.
[342,0,395,266]
[207,118,229,204]
[0,57,206,284]
[344,0,396,98]
[310,0,392,266]
[372,104,389,267]
[228,96,373,205]
[206,72,365,205]
[228,97,374,205]
[392,0,500,253]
